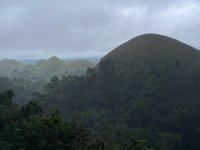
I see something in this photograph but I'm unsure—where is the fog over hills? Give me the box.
[0,56,97,79]
[1,33,200,149]
[31,33,200,149]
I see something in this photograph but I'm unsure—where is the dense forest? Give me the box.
[0,57,96,104]
[1,34,200,149]
[0,90,152,150]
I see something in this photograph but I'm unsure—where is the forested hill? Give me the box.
[0,57,97,104]
[35,34,200,150]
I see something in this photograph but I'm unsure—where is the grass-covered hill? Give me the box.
[0,59,24,77]
[98,33,200,105]
[0,57,96,104]
[0,57,96,79]
[33,56,67,77]
[66,60,96,71]
[100,33,200,75]
[38,33,200,150]
[1,33,200,149]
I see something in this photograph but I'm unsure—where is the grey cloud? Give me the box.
[0,0,200,59]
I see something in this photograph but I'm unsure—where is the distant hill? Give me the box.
[66,60,96,70]
[0,59,24,77]
[0,56,97,79]
[33,56,67,77]
[0,59,22,67]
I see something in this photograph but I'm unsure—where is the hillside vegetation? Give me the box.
[0,57,96,104]
[1,33,200,149]
[35,34,200,150]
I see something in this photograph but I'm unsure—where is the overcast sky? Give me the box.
[0,0,200,59]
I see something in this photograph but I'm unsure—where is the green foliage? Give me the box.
[2,34,200,149]
[119,138,153,150]
[34,34,200,150]
[0,57,96,104]
[0,91,106,150]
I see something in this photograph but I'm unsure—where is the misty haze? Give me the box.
[0,1,200,150]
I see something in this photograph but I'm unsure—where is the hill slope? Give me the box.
[40,34,200,150]
[0,56,97,79]
[100,33,200,75]
[33,56,67,77]
[0,59,24,77]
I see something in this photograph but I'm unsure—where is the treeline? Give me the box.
[0,90,152,150]
[0,77,45,104]
[34,58,200,150]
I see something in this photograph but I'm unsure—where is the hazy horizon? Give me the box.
[0,0,200,59]
[0,55,101,61]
